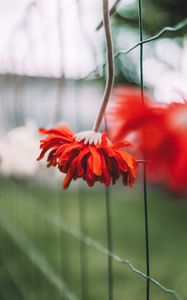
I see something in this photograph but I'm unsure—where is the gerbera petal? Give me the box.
[63,169,73,189]
[112,141,132,149]
[77,147,90,176]
[100,152,111,186]
[62,156,78,189]
[54,143,70,156]
[47,149,58,167]
[85,155,95,184]
[100,132,108,146]
[89,146,102,176]
[39,125,74,138]
[58,143,82,165]
[115,149,136,170]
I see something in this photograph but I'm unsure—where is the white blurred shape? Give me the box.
[0,121,39,177]
[144,39,187,103]
[154,71,187,103]
[144,57,168,86]
[155,38,182,69]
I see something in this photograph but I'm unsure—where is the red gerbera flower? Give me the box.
[109,86,187,194]
[37,125,137,189]
[163,102,187,192]
[109,87,170,160]
[109,86,159,142]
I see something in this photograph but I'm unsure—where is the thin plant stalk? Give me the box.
[92,0,114,132]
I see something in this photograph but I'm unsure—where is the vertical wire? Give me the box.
[56,189,63,284]
[25,181,37,300]
[78,189,89,300]
[74,81,89,300]
[138,1,151,299]
[104,112,114,300]
[15,180,28,298]
[98,2,115,295]
[40,181,50,300]
[105,187,113,300]
[52,3,66,287]
[55,2,66,292]
[57,189,71,288]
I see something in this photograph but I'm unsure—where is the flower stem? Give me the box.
[92,0,114,132]
[96,0,122,31]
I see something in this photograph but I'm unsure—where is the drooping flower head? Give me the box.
[37,125,137,189]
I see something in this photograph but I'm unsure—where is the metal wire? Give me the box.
[30,199,182,300]
[105,187,114,300]
[74,77,90,300]
[116,17,187,56]
[0,257,27,300]
[0,215,79,300]
[83,17,187,80]
[104,112,114,300]
[137,0,151,299]
[78,189,89,300]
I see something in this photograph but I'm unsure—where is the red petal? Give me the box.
[86,155,94,181]
[100,132,108,146]
[115,149,136,170]
[100,152,111,186]
[77,147,89,176]
[58,143,82,165]
[112,141,132,149]
[89,146,102,176]
[39,125,74,138]
[62,156,78,189]
[63,170,73,189]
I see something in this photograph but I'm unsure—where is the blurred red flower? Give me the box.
[37,125,137,189]
[109,87,155,141]
[109,86,187,193]
[164,102,187,192]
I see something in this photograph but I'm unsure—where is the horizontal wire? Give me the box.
[115,17,187,56]
[82,17,187,80]
[32,202,183,300]
[0,215,79,300]
[137,160,166,164]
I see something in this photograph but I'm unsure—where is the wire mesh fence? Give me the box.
[0,178,186,300]
[0,0,187,300]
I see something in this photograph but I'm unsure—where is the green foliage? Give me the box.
[113,0,187,35]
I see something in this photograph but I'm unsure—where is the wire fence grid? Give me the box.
[0,1,186,300]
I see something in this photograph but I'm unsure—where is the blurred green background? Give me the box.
[0,178,187,300]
